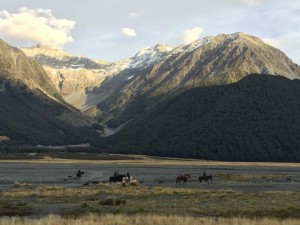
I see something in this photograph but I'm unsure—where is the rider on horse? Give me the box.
[176,173,191,184]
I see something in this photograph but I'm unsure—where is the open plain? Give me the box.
[0,154,299,224]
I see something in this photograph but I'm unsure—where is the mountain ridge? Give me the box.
[0,39,58,100]
[104,74,300,162]
[0,39,100,145]
[94,32,300,126]
[21,42,174,110]
[21,33,300,127]
[1,36,300,161]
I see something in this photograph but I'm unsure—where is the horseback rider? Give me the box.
[176,172,191,184]
[76,170,82,179]
[127,172,130,181]
[203,171,207,177]
[114,171,119,177]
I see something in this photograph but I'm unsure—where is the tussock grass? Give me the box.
[0,214,299,225]
[1,184,300,218]
[215,173,283,182]
[13,181,33,188]
[99,198,126,206]
[2,186,101,197]
[0,202,32,217]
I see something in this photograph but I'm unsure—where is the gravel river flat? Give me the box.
[0,162,299,192]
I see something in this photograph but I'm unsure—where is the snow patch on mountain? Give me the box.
[126,44,173,69]
[21,45,110,70]
[23,33,295,115]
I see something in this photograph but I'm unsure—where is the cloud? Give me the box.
[0,7,75,48]
[181,27,204,44]
[129,11,144,18]
[263,34,300,63]
[121,27,137,38]
[263,35,300,50]
[99,33,117,41]
[263,38,281,48]
[230,0,261,6]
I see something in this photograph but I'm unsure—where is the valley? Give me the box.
[1,1,300,224]
[0,33,299,162]
[22,33,300,125]
[0,158,299,224]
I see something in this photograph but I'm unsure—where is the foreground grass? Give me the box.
[0,214,299,225]
[1,183,300,218]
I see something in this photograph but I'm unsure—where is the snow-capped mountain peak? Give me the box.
[21,45,109,70]
[154,44,173,52]
[128,44,173,69]
[135,46,152,57]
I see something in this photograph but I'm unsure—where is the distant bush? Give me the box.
[99,198,126,206]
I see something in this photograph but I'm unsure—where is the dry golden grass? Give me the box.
[215,173,283,182]
[0,214,299,225]
[2,182,200,198]
[1,183,299,218]
[0,154,299,167]
[2,185,102,197]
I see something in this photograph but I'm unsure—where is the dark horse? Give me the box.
[109,174,126,183]
[76,170,84,180]
[176,174,191,184]
[199,175,212,184]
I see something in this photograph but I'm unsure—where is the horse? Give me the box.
[198,175,212,184]
[76,170,85,180]
[109,174,126,183]
[176,173,191,184]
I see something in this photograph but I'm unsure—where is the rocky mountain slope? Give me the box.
[21,45,109,70]
[96,33,300,126]
[21,45,110,109]
[105,74,300,162]
[23,33,300,127]
[0,39,100,145]
[21,44,172,111]
[1,41,58,100]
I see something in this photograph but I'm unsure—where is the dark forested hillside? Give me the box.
[105,74,300,162]
[0,82,99,146]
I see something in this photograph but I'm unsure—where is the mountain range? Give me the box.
[0,39,100,146]
[0,32,299,161]
[22,33,300,128]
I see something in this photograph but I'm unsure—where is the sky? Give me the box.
[0,0,300,63]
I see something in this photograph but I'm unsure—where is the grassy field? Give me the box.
[1,181,299,219]
[0,156,299,224]
[0,214,299,225]
[0,153,300,167]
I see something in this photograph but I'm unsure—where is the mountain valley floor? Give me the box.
[0,154,299,224]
